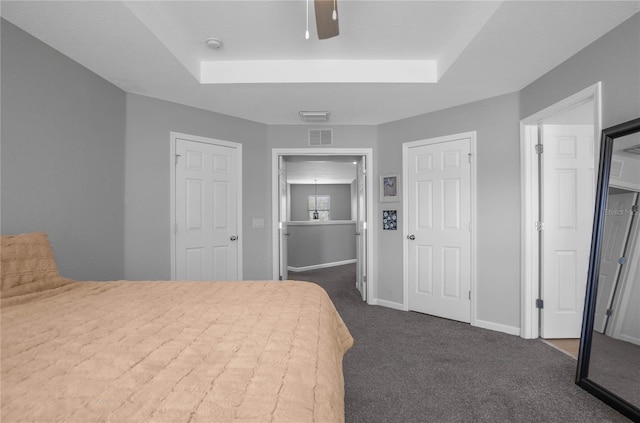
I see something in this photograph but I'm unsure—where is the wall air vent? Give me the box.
[610,159,624,178]
[299,111,330,122]
[308,129,333,147]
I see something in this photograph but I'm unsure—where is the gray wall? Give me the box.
[378,93,521,328]
[124,94,269,280]
[372,12,640,329]
[287,222,356,268]
[3,12,638,334]
[1,20,126,280]
[290,184,352,221]
[520,13,640,128]
[267,125,378,150]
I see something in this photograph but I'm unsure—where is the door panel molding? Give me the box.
[540,124,596,338]
[402,131,477,327]
[170,132,243,280]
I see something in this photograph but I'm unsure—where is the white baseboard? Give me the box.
[288,259,356,273]
[473,318,521,336]
[372,299,406,311]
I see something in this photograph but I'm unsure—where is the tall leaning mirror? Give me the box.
[576,117,640,421]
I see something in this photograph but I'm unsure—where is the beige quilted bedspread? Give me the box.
[1,233,354,423]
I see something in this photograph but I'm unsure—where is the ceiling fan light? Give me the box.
[305,0,310,39]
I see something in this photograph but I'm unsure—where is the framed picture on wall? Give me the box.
[380,173,399,202]
[382,210,397,230]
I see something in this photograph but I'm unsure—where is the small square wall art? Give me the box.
[382,210,397,230]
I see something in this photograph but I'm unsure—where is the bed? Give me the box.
[1,232,354,422]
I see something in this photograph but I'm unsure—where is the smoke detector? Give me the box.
[205,38,223,50]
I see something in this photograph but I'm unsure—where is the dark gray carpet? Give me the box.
[590,332,640,407]
[289,264,631,423]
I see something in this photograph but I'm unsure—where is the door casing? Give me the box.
[271,148,374,304]
[520,82,601,339]
[170,132,243,280]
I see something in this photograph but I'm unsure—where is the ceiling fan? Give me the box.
[311,0,339,39]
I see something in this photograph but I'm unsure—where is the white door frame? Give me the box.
[519,83,601,339]
[170,132,243,280]
[271,148,375,304]
[402,131,478,327]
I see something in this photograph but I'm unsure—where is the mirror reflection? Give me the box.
[589,131,640,408]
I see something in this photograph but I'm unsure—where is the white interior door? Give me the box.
[595,191,637,332]
[356,156,367,301]
[175,137,240,280]
[278,156,289,280]
[609,212,640,345]
[407,136,471,323]
[540,124,595,338]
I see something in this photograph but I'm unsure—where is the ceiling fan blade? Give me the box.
[314,0,339,40]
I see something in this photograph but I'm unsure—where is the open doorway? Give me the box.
[285,157,359,274]
[520,83,602,340]
[271,148,374,303]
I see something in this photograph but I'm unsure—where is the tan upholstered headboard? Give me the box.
[1,232,73,300]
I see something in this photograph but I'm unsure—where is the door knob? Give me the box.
[284,232,290,236]
[355,232,361,236]
[230,235,238,241]
[407,234,416,240]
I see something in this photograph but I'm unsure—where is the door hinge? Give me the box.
[363,275,367,283]
[175,154,181,165]
[468,153,472,164]
[632,205,639,214]
[536,298,544,309]
[536,221,545,232]
[605,308,613,317]
[535,144,544,155]
[618,257,626,265]
[468,290,471,300]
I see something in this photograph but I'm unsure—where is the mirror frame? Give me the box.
[576,117,640,421]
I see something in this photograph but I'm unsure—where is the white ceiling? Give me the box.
[2,1,639,125]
